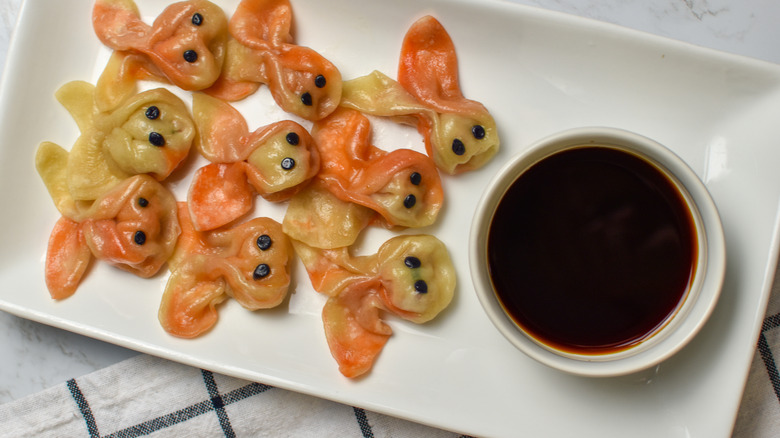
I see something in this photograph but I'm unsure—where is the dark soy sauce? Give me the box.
[487,147,697,355]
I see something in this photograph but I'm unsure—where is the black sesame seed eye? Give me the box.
[138,197,149,208]
[414,280,428,294]
[192,13,203,26]
[253,263,270,280]
[404,256,421,269]
[403,194,416,209]
[472,125,486,139]
[452,139,465,156]
[301,92,312,106]
[134,230,146,245]
[314,75,326,88]
[145,106,160,120]
[286,132,300,145]
[183,50,198,63]
[281,157,296,170]
[256,234,272,251]
[409,172,422,186]
[149,132,165,147]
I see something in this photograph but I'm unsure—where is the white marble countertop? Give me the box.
[2,0,780,433]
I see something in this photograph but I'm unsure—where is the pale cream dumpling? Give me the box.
[431,112,499,175]
[104,89,196,178]
[245,126,318,194]
[36,82,195,204]
[283,183,374,249]
[369,168,439,228]
[376,235,455,323]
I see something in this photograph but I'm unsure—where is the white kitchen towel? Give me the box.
[732,263,780,437]
[0,353,466,438]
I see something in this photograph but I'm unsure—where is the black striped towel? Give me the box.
[0,354,469,437]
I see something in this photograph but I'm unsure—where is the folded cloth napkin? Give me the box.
[733,264,780,437]
[0,354,465,438]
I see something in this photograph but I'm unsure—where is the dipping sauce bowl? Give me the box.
[469,127,726,377]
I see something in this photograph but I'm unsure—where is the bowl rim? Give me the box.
[468,127,726,377]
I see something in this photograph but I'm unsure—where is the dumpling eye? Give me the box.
[414,280,428,294]
[281,157,296,170]
[256,234,272,251]
[301,92,313,106]
[145,106,160,120]
[138,197,149,208]
[192,13,203,26]
[253,263,270,280]
[452,139,465,156]
[404,256,421,269]
[403,194,416,208]
[183,50,198,63]
[472,125,486,139]
[149,132,165,147]
[314,75,326,88]
[134,230,146,245]
[286,132,300,145]
[409,172,422,186]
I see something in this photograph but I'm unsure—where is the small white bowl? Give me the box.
[469,127,726,377]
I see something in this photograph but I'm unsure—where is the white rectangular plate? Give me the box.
[2,0,780,436]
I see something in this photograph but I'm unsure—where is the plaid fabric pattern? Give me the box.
[0,354,472,437]
[733,267,780,437]
[64,371,274,437]
[758,313,780,404]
